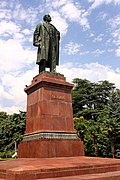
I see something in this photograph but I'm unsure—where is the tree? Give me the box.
[105,91,120,158]
[72,78,96,119]
[0,111,26,157]
[74,116,88,142]
[72,78,120,158]
[72,79,115,120]
[116,89,120,99]
[74,116,108,157]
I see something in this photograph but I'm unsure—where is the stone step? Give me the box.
[1,157,120,180]
[33,165,120,179]
[39,171,120,180]
[0,171,6,180]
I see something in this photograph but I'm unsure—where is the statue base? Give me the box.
[18,132,84,158]
[18,72,84,158]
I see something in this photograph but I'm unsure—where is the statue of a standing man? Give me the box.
[33,14,60,73]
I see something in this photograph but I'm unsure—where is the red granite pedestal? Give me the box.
[18,72,84,158]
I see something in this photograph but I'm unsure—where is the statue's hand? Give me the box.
[33,42,39,47]
[33,36,41,47]
[33,42,41,47]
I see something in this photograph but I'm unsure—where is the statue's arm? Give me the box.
[33,23,42,47]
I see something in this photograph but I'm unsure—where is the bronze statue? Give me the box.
[33,14,60,73]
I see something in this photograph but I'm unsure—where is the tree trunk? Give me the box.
[111,145,115,158]
[95,145,98,157]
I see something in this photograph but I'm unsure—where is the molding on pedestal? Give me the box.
[23,132,79,141]
[33,71,64,79]
[24,72,73,95]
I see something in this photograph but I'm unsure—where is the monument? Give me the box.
[33,14,60,73]
[18,14,84,158]
[1,14,120,180]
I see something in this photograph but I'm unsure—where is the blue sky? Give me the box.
[0,0,120,114]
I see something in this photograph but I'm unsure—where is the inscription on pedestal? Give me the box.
[51,94,65,100]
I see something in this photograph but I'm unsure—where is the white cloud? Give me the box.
[14,33,24,39]
[50,11,68,35]
[92,49,105,56]
[90,33,95,37]
[46,0,90,30]
[88,0,120,10]
[0,85,13,100]
[0,9,12,20]
[0,1,41,27]
[0,20,20,36]
[115,46,120,56]
[0,20,31,42]
[96,12,108,21]
[61,2,82,20]
[1,68,37,104]
[47,0,68,8]
[12,6,39,25]
[0,67,37,114]
[0,1,8,8]
[60,1,90,29]
[64,41,82,55]
[112,29,120,45]
[22,29,31,35]
[93,34,104,42]
[105,38,112,45]
[0,105,25,115]
[108,14,120,29]
[107,48,114,52]
[12,2,43,25]
[57,62,120,88]
[108,14,120,55]
[80,51,90,56]
[0,39,36,72]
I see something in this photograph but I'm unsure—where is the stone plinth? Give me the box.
[18,72,84,158]
[25,72,74,134]
[18,138,84,158]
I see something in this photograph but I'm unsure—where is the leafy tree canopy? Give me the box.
[73,79,120,158]
[0,111,26,157]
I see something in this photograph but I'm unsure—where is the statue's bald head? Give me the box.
[43,14,52,22]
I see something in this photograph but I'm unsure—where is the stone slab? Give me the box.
[1,156,120,180]
[18,138,84,158]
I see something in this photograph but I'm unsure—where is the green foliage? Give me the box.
[0,111,26,157]
[72,78,115,119]
[73,78,120,158]
[105,91,120,158]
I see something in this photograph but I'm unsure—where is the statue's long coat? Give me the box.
[33,22,60,67]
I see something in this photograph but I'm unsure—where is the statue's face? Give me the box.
[44,14,51,22]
